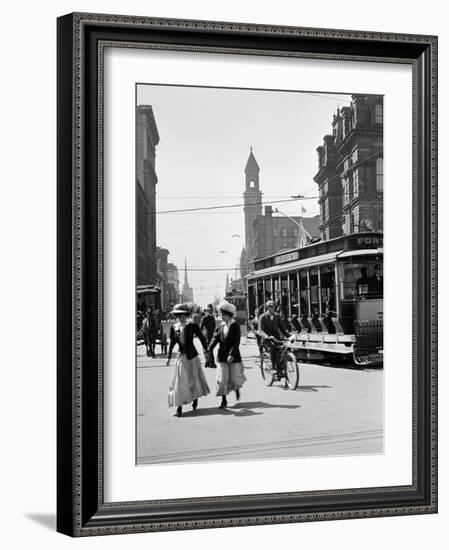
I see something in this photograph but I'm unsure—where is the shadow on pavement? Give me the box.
[296,385,332,392]
[180,406,263,418]
[233,400,300,410]
[179,400,301,418]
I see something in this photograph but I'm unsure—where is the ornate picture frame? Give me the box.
[57,12,437,536]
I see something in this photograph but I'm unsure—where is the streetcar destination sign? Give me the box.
[274,251,300,265]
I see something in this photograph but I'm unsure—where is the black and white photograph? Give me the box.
[135,84,384,465]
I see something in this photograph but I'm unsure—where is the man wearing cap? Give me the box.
[259,300,291,372]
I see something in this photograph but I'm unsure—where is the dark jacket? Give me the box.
[200,313,216,339]
[208,321,242,363]
[168,321,208,360]
[259,311,290,340]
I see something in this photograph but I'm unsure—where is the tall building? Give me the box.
[314,95,383,240]
[181,257,194,302]
[242,148,262,271]
[156,247,169,310]
[240,148,320,274]
[166,263,180,307]
[136,105,160,286]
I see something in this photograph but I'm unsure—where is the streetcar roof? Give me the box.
[246,248,383,280]
[338,249,383,259]
[247,251,339,279]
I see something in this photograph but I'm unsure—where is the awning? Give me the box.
[137,285,161,295]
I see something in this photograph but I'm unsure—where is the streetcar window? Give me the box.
[320,264,336,315]
[264,278,273,302]
[248,284,256,316]
[289,273,299,316]
[299,270,309,317]
[256,281,264,310]
[280,275,289,317]
[310,268,320,316]
[338,260,383,299]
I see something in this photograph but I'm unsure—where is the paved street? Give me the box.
[137,338,383,465]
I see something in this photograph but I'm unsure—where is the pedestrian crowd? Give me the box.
[138,297,294,418]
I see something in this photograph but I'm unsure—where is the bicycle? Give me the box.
[260,337,300,390]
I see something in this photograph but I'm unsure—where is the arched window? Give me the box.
[376,157,384,191]
[374,104,383,124]
[249,180,256,189]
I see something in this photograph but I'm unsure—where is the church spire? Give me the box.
[182,257,194,302]
[184,257,188,285]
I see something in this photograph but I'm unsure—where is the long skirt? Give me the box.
[168,354,210,407]
[216,362,247,396]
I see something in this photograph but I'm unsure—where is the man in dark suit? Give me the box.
[200,305,217,367]
[259,300,291,372]
[368,264,383,297]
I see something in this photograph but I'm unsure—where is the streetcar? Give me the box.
[245,232,383,366]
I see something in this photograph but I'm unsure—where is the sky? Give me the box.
[137,84,352,307]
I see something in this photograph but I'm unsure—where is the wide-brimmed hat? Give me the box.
[218,300,236,315]
[171,302,193,315]
[266,300,275,307]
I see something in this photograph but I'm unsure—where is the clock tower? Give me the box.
[243,148,262,266]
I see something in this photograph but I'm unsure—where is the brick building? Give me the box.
[314,95,383,240]
[136,105,160,286]
[252,205,320,260]
[240,149,320,274]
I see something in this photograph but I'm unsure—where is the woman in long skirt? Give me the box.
[208,300,247,409]
[166,302,210,417]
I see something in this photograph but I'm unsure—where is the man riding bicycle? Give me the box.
[258,300,291,372]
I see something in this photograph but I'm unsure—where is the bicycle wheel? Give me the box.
[285,351,299,390]
[261,351,275,386]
